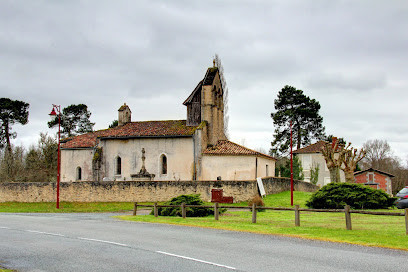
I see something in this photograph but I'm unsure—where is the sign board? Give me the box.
[256,177,266,197]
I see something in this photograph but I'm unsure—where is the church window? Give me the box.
[161,154,167,175]
[116,156,122,175]
[76,167,82,181]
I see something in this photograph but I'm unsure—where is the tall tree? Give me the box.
[270,85,325,156]
[361,139,393,170]
[214,54,229,139]
[274,156,304,181]
[0,98,29,152]
[48,104,94,137]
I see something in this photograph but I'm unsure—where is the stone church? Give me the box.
[60,65,276,182]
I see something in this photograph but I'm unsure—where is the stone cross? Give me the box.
[141,148,146,172]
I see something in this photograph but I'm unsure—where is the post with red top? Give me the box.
[290,120,293,206]
[49,105,61,209]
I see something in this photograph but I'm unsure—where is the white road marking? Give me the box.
[26,230,65,237]
[77,237,128,247]
[156,250,236,270]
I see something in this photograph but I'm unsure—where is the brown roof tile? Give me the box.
[61,120,196,149]
[203,140,276,160]
[293,140,327,154]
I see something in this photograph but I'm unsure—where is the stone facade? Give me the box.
[61,65,276,183]
[0,178,318,203]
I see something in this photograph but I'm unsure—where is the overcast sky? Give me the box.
[1,1,408,161]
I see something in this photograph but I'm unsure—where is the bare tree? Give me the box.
[321,139,347,183]
[361,139,393,170]
[214,54,229,139]
[342,145,366,183]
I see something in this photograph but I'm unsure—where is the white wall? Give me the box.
[297,153,345,186]
[101,137,194,181]
[201,155,276,180]
[61,149,94,182]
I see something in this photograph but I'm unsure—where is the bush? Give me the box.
[248,195,265,212]
[306,183,396,209]
[152,194,216,217]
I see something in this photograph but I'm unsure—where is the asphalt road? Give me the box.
[0,213,407,272]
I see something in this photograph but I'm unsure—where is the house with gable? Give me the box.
[60,65,276,182]
[354,168,393,194]
[293,140,346,186]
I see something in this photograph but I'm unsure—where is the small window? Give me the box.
[76,167,82,181]
[161,155,167,175]
[116,156,122,175]
[266,165,269,176]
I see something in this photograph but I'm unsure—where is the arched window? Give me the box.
[76,167,82,180]
[161,154,167,175]
[116,156,122,175]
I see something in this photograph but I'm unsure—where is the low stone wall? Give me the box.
[0,178,318,203]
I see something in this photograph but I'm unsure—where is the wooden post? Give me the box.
[345,205,352,230]
[182,202,186,219]
[295,205,300,227]
[405,208,408,235]
[214,202,219,221]
[133,202,137,216]
[252,203,257,223]
[154,202,158,217]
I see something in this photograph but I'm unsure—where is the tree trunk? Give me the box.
[329,167,341,183]
[4,120,12,153]
[344,170,355,183]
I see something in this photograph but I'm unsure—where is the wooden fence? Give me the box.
[133,202,408,235]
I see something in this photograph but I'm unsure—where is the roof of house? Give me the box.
[203,140,276,160]
[61,120,197,149]
[293,140,327,154]
[354,168,395,177]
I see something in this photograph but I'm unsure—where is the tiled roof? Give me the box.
[203,140,276,160]
[354,168,395,177]
[293,140,327,154]
[61,120,196,149]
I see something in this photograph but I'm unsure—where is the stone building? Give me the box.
[293,141,346,186]
[61,65,276,182]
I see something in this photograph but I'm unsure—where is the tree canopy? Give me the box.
[0,98,29,152]
[48,104,94,138]
[270,85,325,156]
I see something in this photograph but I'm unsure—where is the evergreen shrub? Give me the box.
[152,194,221,217]
[306,183,396,209]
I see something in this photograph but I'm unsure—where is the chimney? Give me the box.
[118,103,131,126]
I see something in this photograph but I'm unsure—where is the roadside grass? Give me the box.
[0,202,135,213]
[118,209,408,250]
[118,191,407,250]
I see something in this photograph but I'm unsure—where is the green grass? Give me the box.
[0,202,135,213]
[118,191,408,251]
[0,267,15,272]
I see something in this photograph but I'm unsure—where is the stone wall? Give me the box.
[0,178,318,203]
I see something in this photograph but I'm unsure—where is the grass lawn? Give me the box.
[0,202,135,213]
[118,191,408,251]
